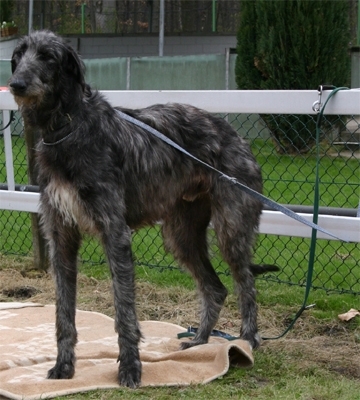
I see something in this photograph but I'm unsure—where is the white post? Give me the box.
[126,57,131,90]
[159,0,164,56]
[225,48,230,90]
[28,0,34,34]
[3,111,15,191]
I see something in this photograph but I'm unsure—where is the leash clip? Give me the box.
[312,85,323,113]
[312,85,336,113]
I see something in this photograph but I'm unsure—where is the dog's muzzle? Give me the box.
[9,79,27,96]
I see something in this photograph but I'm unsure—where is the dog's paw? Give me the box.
[180,338,206,351]
[47,362,75,380]
[241,332,261,350]
[118,360,142,388]
[180,341,196,350]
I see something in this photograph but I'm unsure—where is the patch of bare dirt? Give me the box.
[0,265,359,381]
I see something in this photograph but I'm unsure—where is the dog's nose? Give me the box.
[9,80,27,92]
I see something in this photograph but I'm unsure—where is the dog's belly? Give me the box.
[45,180,96,233]
[125,185,210,230]
[125,203,165,230]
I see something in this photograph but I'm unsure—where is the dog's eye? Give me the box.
[38,51,54,62]
[12,51,23,60]
[10,51,22,73]
[11,58,17,73]
[38,52,49,60]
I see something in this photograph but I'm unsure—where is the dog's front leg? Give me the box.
[46,221,81,380]
[101,221,142,388]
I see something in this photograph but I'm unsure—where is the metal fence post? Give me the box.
[24,122,49,271]
[159,0,164,56]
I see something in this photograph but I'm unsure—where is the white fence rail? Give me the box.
[1,89,360,242]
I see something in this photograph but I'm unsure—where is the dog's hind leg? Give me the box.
[46,220,81,380]
[100,219,142,388]
[162,197,228,350]
[211,185,262,350]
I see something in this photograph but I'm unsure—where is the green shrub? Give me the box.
[236,0,351,153]
[0,0,14,23]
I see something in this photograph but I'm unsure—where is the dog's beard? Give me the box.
[13,94,40,108]
[10,75,49,109]
[12,86,51,115]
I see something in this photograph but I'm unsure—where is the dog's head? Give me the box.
[9,30,86,108]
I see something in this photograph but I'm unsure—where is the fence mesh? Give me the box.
[1,111,359,294]
[11,0,241,35]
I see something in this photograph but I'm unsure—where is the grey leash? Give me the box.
[115,109,346,242]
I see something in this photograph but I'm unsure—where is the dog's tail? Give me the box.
[250,264,280,276]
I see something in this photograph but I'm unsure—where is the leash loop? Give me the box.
[312,85,338,113]
[0,110,15,132]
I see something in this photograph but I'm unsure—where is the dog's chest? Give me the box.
[44,180,94,232]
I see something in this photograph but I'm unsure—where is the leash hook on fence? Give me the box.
[312,85,337,113]
[312,85,323,113]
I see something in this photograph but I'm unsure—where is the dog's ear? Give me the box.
[64,43,86,91]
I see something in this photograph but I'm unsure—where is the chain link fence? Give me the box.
[1,111,359,294]
[11,0,241,35]
[8,0,359,45]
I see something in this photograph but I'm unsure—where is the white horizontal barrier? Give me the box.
[0,191,358,242]
[102,89,360,115]
[0,190,40,213]
[260,211,359,243]
[1,89,360,114]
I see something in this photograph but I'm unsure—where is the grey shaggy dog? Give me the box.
[9,30,278,388]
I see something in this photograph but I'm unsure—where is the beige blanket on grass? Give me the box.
[0,303,253,400]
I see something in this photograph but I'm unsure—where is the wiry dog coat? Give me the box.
[9,30,277,388]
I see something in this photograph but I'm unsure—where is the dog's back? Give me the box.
[107,103,263,229]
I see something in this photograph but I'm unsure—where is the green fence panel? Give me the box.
[83,54,236,91]
[84,57,128,90]
[0,60,11,87]
[228,54,237,90]
[129,54,227,90]
[1,54,236,90]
